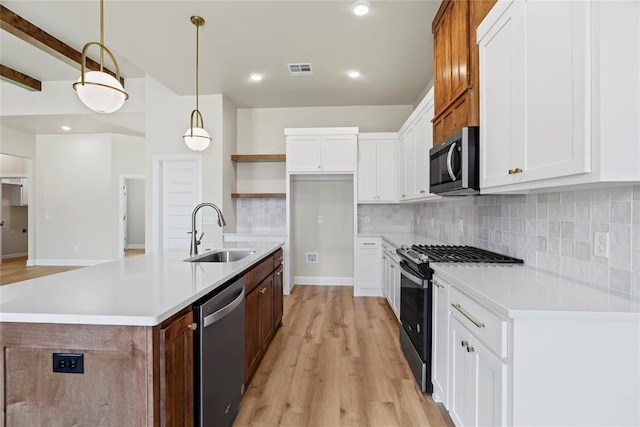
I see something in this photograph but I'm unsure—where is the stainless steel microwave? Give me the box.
[429,126,479,196]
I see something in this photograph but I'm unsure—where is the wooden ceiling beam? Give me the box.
[0,5,125,86]
[0,64,41,91]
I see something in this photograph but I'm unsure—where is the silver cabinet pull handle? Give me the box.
[461,340,468,347]
[433,280,444,289]
[451,303,486,328]
[467,346,475,353]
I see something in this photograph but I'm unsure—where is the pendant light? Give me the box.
[72,0,128,113]
[183,16,211,152]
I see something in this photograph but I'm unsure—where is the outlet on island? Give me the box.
[53,353,84,374]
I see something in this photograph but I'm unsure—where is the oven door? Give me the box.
[399,261,432,362]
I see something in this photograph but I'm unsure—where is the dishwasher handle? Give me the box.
[203,288,245,328]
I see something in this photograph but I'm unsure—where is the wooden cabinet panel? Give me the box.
[245,284,262,380]
[432,0,497,145]
[157,308,195,427]
[274,265,284,327]
[245,254,274,294]
[259,276,275,349]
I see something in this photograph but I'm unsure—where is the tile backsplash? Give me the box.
[416,186,640,298]
[358,184,640,298]
[236,198,286,234]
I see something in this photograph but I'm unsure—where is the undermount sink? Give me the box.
[185,249,257,263]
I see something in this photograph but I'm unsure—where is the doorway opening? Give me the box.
[0,154,32,267]
[119,175,145,259]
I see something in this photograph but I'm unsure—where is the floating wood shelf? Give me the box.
[231,154,286,162]
[231,193,286,199]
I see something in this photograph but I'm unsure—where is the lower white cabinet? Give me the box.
[431,276,449,406]
[354,236,381,297]
[449,317,507,427]
[381,240,401,320]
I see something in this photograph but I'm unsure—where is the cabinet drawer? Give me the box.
[273,248,284,268]
[449,287,507,358]
[358,237,379,248]
[245,255,274,294]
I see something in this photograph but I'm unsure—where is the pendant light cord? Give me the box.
[195,20,200,114]
[99,0,104,71]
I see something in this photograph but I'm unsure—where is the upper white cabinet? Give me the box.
[2,178,28,207]
[397,87,439,202]
[478,0,640,193]
[358,133,397,203]
[285,128,358,173]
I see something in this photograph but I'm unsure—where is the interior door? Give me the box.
[161,160,200,251]
[122,183,128,255]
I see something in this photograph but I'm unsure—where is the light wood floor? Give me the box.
[0,249,145,286]
[235,286,454,427]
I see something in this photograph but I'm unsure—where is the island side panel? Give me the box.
[0,323,153,427]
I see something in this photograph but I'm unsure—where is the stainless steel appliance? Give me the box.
[396,245,522,392]
[193,275,245,427]
[430,126,480,196]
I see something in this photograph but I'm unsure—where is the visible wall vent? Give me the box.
[288,63,313,76]
[306,252,318,263]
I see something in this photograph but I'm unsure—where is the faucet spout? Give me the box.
[189,202,226,256]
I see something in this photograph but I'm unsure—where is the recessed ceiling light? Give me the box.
[352,0,371,16]
[250,73,263,82]
[348,70,361,78]
[61,125,71,131]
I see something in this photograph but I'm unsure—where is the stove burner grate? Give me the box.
[411,245,524,264]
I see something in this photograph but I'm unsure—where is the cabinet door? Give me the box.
[376,140,396,202]
[286,135,321,172]
[357,140,378,202]
[403,127,416,200]
[158,309,195,427]
[431,278,448,406]
[321,135,357,172]
[245,287,261,380]
[479,0,525,189]
[412,109,431,198]
[522,0,589,182]
[397,135,407,200]
[258,275,275,351]
[476,339,508,427]
[381,253,389,299]
[449,318,475,427]
[355,238,380,296]
[390,260,401,320]
[273,265,284,327]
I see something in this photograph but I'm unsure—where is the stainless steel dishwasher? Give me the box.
[193,275,245,427]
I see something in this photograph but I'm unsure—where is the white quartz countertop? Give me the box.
[365,232,640,319]
[0,242,282,326]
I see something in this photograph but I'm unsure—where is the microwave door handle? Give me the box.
[446,143,457,181]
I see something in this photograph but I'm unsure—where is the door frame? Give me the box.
[118,174,145,259]
[151,155,202,253]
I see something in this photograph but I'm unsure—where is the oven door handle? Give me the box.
[400,264,426,286]
[446,143,457,182]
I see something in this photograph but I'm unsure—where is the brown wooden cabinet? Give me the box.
[244,247,284,384]
[432,0,497,145]
[155,307,195,427]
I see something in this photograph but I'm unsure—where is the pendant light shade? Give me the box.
[183,16,211,151]
[72,0,128,113]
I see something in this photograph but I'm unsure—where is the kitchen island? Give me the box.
[0,242,283,427]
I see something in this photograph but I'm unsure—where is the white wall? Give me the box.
[237,105,413,154]
[292,179,354,279]
[222,96,238,233]
[144,74,225,251]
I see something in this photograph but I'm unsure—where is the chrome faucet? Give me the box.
[189,202,226,256]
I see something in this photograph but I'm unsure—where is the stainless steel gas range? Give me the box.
[395,244,523,393]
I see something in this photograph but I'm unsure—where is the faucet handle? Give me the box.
[197,232,205,245]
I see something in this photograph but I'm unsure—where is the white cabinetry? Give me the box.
[354,236,381,297]
[358,133,397,203]
[448,287,507,427]
[381,239,400,320]
[478,0,640,193]
[431,275,449,406]
[397,87,438,201]
[2,178,28,207]
[285,128,358,173]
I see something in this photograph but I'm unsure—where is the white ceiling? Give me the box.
[0,0,439,135]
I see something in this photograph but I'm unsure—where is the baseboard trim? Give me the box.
[125,244,145,250]
[353,288,384,297]
[30,259,111,267]
[2,252,28,260]
[293,276,353,286]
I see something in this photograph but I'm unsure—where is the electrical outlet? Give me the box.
[431,217,435,227]
[317,216,323,224]
[458,219,464,232]
[247,216,253,224]
[53,353,84,374]
[203,215,215,225]
[593,232,610,258]
[365,216,371,224]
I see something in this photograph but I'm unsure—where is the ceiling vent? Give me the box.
[288,63,313,76]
